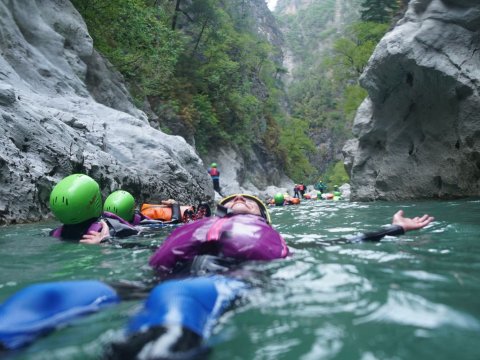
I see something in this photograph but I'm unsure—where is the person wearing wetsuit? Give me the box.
[299,183,306,197]
[111,196,435,356]
[208,162,223,195]
[150,194,288,275]
[103,190,152,226]
[49,174,139,242]
[148,194,434,275]
[315,180,327,193]
[0,276,247,359]
[48,175,208,244]
[38,192,434,357]
[294,184,300,198]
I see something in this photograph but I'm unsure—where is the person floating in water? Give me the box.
[103,190,151,226]
[207,162,223,196]
[49,174,210,243]
[269,192,300,206]
[148,194,434,275]
[53,195,435,352]
[1,193,435,357]
[140,199,210,224]
[49,174,139,242]
[0,276,246,359]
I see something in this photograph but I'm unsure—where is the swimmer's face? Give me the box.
[222,195,262,216]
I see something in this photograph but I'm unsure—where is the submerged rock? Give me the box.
[344,0,480,200]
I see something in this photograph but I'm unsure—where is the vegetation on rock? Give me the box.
[72,0,405,185]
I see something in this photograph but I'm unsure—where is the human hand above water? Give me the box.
[392,210,434,232]
[80,220,110,244]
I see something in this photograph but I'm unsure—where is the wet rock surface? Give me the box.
[0,0,212,224]
[344,0,480,200]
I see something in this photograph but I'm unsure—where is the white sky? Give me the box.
[266,0,278,11]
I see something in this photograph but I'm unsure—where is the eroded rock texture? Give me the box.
[0,0,212,224]
[344,0,480,200]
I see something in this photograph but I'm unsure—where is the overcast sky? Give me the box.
[266,0,278,11]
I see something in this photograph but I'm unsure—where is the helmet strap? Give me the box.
[215,204,233,218]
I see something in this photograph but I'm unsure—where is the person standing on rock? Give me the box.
[208,162,223,196]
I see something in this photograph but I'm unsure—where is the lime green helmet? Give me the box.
[103,190,135,222]
[49,174,102,224]
[273,193,284,205]
[211,163,217,168]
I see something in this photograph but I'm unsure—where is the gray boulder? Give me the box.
[0,0,212,224]
[344,0,480,200]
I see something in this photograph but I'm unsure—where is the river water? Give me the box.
[0,199,479,360]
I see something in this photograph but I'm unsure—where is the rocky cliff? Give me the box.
[344,0,480,200]
[204,0,293,197]
[0,0,213,224]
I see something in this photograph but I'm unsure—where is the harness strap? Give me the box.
[206,218,229,242]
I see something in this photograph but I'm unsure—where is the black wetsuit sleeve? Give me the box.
[170,203,181,223]
[346,225,405,243]
[103,218,139,238]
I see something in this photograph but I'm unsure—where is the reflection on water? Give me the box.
[1,199,480,359]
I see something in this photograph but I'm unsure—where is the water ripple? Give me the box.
[355,290,480,330]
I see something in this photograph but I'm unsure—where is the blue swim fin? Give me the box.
[0,280,119,350]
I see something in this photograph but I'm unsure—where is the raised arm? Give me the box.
[352,210,434,242]
[392,210,434,232]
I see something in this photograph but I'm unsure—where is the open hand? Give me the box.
[80,220,110,244]
[392,210,434,232]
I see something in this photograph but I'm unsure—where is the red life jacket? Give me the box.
[209,168,219,176]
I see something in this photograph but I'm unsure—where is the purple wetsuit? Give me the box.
[51,212,140,240]
[50,221,103,239]
[149,214,289,273]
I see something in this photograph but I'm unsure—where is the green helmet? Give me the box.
[273,193,284,205]
[211,163,217,168]
[103,190,135,222]
[49,174,102,224]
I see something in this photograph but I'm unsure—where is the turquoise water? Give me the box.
[1,199,479,359]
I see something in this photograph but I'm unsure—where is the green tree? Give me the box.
[329,21,389,120]
[331,22,389,81]
[72,0,300,172]
[360,0,399,23]
[322,161,350,188]
[71,0,181,100]
[279,118,317,181]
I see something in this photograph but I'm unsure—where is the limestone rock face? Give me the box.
[0,0,212,224]
[344,0,480,200]
[203,146,294,199]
